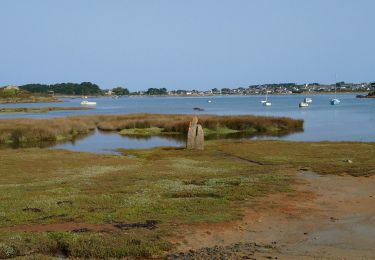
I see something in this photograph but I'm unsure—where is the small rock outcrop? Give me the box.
[186,117,204,150]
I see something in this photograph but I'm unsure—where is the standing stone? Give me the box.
[187,116,198,149]
[194,124,204,150]
[186,116,204,150]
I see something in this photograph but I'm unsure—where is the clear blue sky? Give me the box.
[1,0,374,90]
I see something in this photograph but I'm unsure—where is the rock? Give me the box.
[344,159,353,164]
[186,117,198,149]
[330,217,338,222]
[194,124,204,150]
[186,117,204,150]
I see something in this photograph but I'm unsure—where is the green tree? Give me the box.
[145,88,168,95]
[221,88,231,94]
[19,82,102,95]
[112,86,130,96]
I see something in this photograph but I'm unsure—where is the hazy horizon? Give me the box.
[1,0,374,91]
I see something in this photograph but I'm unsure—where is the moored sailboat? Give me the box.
[262,91,272,106]
[330,77,341,105]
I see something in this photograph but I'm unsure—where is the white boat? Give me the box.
[299,101,309,108]
[304,97,312,103]
[263,101,272,106]
[80,100,96,106]
[207,100,212,103]
[262,91,272,106]
[330,98,340,105]
[330,77,340,105]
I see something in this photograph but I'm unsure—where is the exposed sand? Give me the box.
[170,171,375,259]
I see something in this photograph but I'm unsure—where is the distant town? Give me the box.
[1,82,375,98]
[119,82,374,96]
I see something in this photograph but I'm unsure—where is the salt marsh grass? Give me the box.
[0,113,303,146]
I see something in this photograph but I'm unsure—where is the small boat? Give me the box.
[299,101,309,108]
[330,78,340,105]
[304,97,312,103]
[81,100,97,106]
[262,91,272,106]
[330,98,340,105]
[207,100,212,103]
[263,102,272,106]
[193,107,205,111]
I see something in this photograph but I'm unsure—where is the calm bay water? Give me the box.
[1,94,374,153]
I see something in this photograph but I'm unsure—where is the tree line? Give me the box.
[145,88,167,95]
[19,82,102,95]
[112,87,167,95]
[18,84,168,96]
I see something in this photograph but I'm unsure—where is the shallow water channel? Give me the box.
[53,130,186,154]
[2,94,374,154]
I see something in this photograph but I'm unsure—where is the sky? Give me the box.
[0,0,374,90]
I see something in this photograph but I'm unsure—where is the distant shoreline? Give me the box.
[0,92,370,105]
[57,92,369,98]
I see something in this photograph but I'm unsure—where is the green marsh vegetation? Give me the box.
[0,88,59,104]
[0,117,97,147]
[0,140,373,258]
[0,113,303,146]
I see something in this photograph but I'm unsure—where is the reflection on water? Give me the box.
[0,128,301,155]
[53,130,186,154]
[51,129,300,154]
[0,132,92,149]
[204,130,295,140]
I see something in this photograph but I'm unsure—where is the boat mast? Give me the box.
[334,74,337,99]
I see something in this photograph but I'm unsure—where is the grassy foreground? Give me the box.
[0,113,303,146]
[0,140,374,258]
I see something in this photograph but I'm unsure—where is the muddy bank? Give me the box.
[169,171,375,259]
[166,242,278,260]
